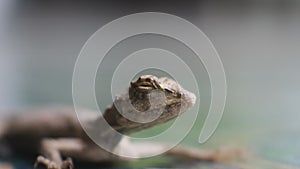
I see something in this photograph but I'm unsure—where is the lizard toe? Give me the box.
[34,156,59,169]
[48,161,59,169]
[61,157,74,169]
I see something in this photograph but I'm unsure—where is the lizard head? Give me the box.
[129,75,196,112]
[114,75,196,133]
[94,75,196,150]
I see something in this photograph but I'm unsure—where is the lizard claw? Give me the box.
[61,157,74,169]
[34,156,74,169]
[34,156,59,169]
[48,162,59,169]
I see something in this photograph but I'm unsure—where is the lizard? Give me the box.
[0,75,239,169]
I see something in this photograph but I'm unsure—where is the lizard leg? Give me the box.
[34,138,83,169]
[165,145,245,162]
[116,139,244,162]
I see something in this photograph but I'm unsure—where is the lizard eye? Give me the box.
[165,87,182,98]
[165,87,175,94]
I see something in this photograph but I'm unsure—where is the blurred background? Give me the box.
[1,0,300,168]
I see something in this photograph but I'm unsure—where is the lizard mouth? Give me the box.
[136,82,156,90]
[130,75,163,91]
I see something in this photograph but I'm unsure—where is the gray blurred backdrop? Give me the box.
[1,0,300,166]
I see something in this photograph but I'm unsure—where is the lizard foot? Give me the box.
[34,156,73,169]
[34,156,59,169]
[61,157,74,169]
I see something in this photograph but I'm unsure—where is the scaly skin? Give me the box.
[0,75,238,169]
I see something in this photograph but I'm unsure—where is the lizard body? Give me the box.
[0,75,233,169]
